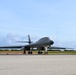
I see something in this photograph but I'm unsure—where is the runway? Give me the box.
[0,55,76,75]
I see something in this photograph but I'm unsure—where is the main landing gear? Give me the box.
[38,51,43,54]
[28,51,33,54]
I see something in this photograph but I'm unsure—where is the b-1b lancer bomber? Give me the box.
[0,35,68,54]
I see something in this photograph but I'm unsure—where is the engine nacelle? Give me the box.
[37,47,45,50]
[25,47,30,50]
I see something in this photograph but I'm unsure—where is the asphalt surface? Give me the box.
[0,55,76,75]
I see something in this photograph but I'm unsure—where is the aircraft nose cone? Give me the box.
[50,40,54,45]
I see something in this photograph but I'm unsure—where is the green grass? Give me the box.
[48,51,76,55]
[0,50,76,55]
[32,50,76,54]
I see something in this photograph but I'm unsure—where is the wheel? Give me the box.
[28,51,30,54]
[40,52,42,54]
[38,52,40,54]
[30,52,32,54]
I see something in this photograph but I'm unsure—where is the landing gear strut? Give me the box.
[44,47,48,54]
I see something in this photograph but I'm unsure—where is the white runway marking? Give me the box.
[0,55,76,75]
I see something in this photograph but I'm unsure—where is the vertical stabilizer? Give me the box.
[28,35,32,44]
[16,35,32,44]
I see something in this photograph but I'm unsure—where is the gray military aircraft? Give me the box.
[0,35,72,54]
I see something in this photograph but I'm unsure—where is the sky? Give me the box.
[0,0,76,49]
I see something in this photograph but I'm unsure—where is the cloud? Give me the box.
[0,33,23,46]
[0,33,40,46]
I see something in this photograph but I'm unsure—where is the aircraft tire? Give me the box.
[28,51,30,54]
[40,52,42,54]
[38,52,40,54]
[30,52,32,54]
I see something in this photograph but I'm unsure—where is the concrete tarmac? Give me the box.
[0,55,76,75]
